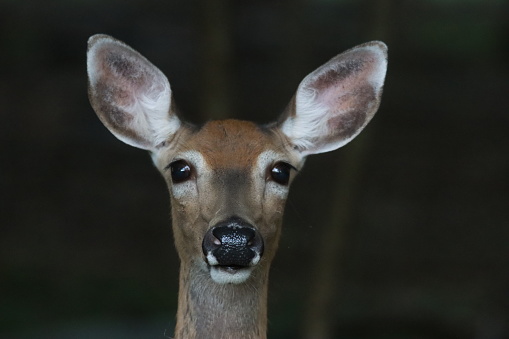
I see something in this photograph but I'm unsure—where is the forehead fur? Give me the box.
[185,120,279,169]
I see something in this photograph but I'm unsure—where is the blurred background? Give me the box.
[1,0,508,338]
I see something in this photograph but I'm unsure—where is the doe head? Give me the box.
[86,34,387,285]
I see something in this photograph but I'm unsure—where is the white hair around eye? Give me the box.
[166,150,208,199]
[255,150,297,199]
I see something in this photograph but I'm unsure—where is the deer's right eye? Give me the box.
[169,160,193,183]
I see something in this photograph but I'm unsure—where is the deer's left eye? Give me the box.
[269,162,294,186]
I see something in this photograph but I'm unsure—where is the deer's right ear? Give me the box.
[278,41,388,157]
[87,34,181,151]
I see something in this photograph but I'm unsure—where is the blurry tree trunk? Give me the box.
[302,135,370,339]
[198,0,233,119]
[279,1,311,86]
[302,1,391,338]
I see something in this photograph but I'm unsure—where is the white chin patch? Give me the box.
[210,266,253,284]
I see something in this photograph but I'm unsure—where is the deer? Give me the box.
[86,34,387,339]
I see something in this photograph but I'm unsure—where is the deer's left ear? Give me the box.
[278,41,388,156]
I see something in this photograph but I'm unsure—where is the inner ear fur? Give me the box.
[87,34,180,150]
[278,41,388,156]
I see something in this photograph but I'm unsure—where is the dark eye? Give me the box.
[169,160,192,183]
[269,162,294,186]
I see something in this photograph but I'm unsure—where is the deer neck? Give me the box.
[174,262,269,339]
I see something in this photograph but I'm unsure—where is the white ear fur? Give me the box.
[280,41,388,156]
[87,34,181,150]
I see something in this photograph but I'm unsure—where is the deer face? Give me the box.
[87,34,387,286]
[151,120,303,284]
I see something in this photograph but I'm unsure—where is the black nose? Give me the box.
[202,217,264,268]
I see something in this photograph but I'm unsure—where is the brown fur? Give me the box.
[164,120,290,339]
[183,120,278,168]
[87,35,387,339]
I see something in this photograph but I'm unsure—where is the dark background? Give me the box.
[1,0,508,338]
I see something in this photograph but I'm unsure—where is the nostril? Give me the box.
[246,230,263,255]
[202,228,221,257]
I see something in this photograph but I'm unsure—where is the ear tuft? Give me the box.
[87,34,181,150]
[279,41,388,156]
